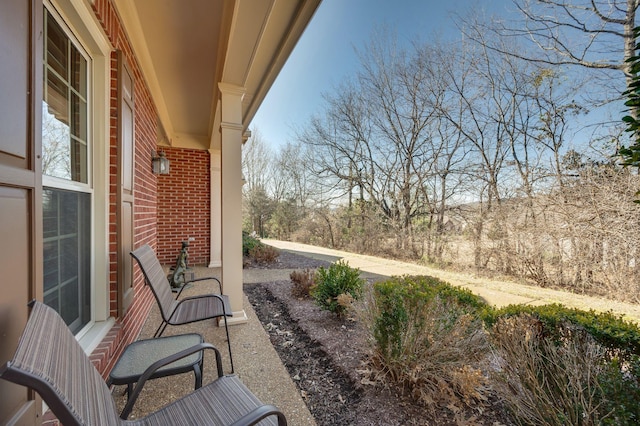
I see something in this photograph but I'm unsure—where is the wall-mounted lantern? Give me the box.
[152,150,170,175]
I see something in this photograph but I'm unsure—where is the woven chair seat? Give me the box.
[169,296,229,324]
[131,376,279,426]
[130,244,234,373]
[0,301,286,425]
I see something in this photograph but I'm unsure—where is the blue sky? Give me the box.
[250,0,512,149]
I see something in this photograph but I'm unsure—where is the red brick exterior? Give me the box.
[90,0,160,377]
[36,2,211,423]
[157,147,211,265]
[37,0,214,387]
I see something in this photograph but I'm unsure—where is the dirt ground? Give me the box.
[245,250,513,426]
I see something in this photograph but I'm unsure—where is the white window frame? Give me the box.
[44,0,113,353]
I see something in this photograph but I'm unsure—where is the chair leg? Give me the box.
[154,321,168,338]
[222,315,234,374]
[193,363,202,389]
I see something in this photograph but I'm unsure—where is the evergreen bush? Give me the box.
[312,260,364,316]
[368,275,489,408]
[242,232,262,256]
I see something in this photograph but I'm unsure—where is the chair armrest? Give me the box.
[174,276,222,299]
[120,343,223,419]
[228,404,288,426]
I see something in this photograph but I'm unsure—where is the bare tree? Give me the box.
[280,16,640,303]
[460,0,638,115]
[409,43,473,261]
[430,39,515,268]
[451,1,640,279]
[263,141,316,240]
[42,106,72,179]
[547,163,640,300]
[242,128,276,236]
[302,32,470,257]
[242,128,273,194]
[271,141,312,207]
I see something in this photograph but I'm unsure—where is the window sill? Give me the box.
[78,317,115,354]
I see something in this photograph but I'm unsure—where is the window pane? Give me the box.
[71,46,86,95]
[71,93,86,140]
[45,72,69,124]
[60,190,77,234]
[60,236,78,283]
[60,280,80,325]
[43,291,59,314]
[42,189,59,238]
[43,188,91,334]
[70,93,89,183]
[46,14,68,78]
[71,138,88,183]
[43,9,88,184]
[42,101,72,180]
[43,240,59,292]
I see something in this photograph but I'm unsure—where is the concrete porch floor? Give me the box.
[112,264,316,425]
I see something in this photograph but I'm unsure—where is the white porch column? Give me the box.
[218,82,247,324]
[208,149,222,268]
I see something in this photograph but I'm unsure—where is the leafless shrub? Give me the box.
[248,244,279,264]
[290,269,316,299]
[335,292,355,315]
[489,314,611,426]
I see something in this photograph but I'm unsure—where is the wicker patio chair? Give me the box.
[131,244,234,373]
[0,301,287,425]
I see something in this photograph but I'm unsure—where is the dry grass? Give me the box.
[489,314,611,426]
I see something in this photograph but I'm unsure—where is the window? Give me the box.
[43,188,91,332]
[42,7,92,334]
[43,8,88,183]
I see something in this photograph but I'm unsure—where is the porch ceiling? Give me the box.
[113,0,321,150]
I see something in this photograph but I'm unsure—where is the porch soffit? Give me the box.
[113,0,321,152]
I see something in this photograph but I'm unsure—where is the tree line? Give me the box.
[243,0,640,303]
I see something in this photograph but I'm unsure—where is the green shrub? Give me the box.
[483,303,640,360]
[312,260,364,316]
[242,232,262,256]
[368,275,489,409]
[372,275,487,360]
[486,305,640,425]
[599,355,640,425]
[242,232,279,264]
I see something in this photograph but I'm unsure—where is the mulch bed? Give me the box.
[245,250,513,425]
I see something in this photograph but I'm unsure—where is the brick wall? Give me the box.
[157,147,211,265]
[39,2,207,424]
[91,0,159,375]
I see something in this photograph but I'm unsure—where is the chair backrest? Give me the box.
[130,244,175,320]
[0,301,121,426]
